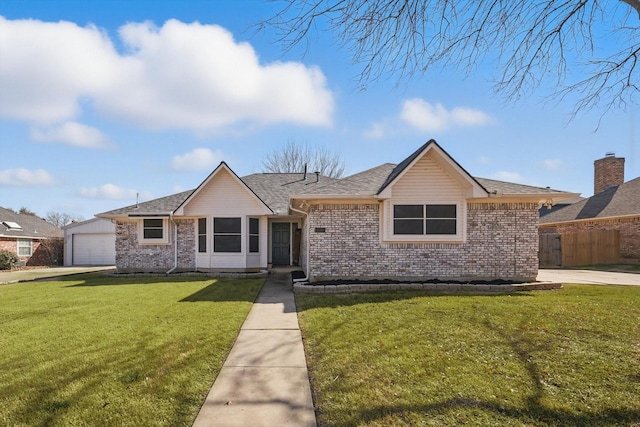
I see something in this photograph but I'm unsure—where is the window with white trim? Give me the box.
[17,239,32,256]
[249,218,259,253]
[394,204,457,235]
[198,218,207,253]
[139,218,169,244]
[214,217,241,253]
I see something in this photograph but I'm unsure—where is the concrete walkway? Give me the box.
[0,266,115,284]
[538,269,640,286]
[193,272,317,427]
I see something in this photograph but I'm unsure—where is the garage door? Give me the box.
[72,234,116,265]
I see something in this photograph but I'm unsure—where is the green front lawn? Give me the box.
[0,274,263,426]
[297,285,640,426]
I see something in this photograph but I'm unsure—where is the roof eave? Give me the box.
[540,212,640,226]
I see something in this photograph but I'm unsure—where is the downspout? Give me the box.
[166,212,178,275]
[289,200,310,282]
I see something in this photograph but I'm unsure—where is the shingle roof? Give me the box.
[540,177,640,223]
[474,178,569,195]
[98,174,339,217]
[98,190,195,217]
[298,163,397,196]
[0,207,63,239]
[240,173,339,214]
[97,143,577,218]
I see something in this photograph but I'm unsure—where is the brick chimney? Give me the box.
[594,152,624,194]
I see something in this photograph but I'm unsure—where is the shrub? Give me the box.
[0,249,19,270]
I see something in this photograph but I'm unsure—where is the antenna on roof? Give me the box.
[136,193,139,209]
[303,164,307,180]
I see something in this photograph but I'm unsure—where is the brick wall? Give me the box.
[594,156,624,194]
[306,202,539,282]
[115,219,195,272]
[540,216,640,260]
[0,237,62,266]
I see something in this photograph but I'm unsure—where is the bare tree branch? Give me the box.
[262,140,346,178]
[263,0,639,118]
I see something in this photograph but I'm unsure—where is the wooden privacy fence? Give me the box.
[562,230,620,267]
[539,233,562,267]
[539,230,620,267]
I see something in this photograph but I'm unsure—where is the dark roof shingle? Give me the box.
[0,207,63,239]
[540,177,640,223]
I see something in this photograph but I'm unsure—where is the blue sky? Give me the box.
[1,0,638,220]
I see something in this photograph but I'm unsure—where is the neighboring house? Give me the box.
[98,140,576,282]
[539,195,584,217]
[540,153,640,261]
[0,207,63,266]
[63,218,116,266]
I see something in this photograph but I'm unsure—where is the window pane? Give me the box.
[249,217,259,234]
[144,228,164,239]
[249,235,259,253]
[214,235,241,252]
[144,218,163,228]
[18,240,32,256]
[198,218,207,252]
[426,205,456,219]
[394,205,423,218]
[214,218,241,234]
[394,219,424,234]
[426,219,456,234]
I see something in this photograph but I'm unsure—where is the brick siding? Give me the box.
[0,237,62,266]
[115,219,195,272]
[306,202,539,282]
[594,156,624,194]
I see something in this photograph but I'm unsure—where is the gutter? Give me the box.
[166,212,179,275]
[289,200,310,283]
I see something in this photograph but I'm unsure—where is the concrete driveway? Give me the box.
[538,269,640,286]
[0,266,115,285]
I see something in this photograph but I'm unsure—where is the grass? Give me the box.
[296,285,640,426]
[0,273,264,426]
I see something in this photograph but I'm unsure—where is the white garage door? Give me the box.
[72,234,116,265]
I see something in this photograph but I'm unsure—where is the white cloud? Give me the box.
[0,168,56,186]
[78,184,142,200]
[171,148,222,172]
[30,121,111,148]
[400,98,494,132]
[540,159,564,170]
[363,122,385,139]
[0,168,55,187]
[0,17,334,130]
[477,156,491,165]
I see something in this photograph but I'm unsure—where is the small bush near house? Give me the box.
[0,249,19,270]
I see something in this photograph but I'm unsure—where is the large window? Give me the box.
[214,217,241,252]
[393,204,457,235]
[249,218,259,253]
[198,218,207,253]
[17,239,32,256]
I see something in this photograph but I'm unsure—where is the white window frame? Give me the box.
[17,239,33,256]
[381,200,465,243]
[248,217,260,253]
[138,218,169,245]
[197,218,207,253]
